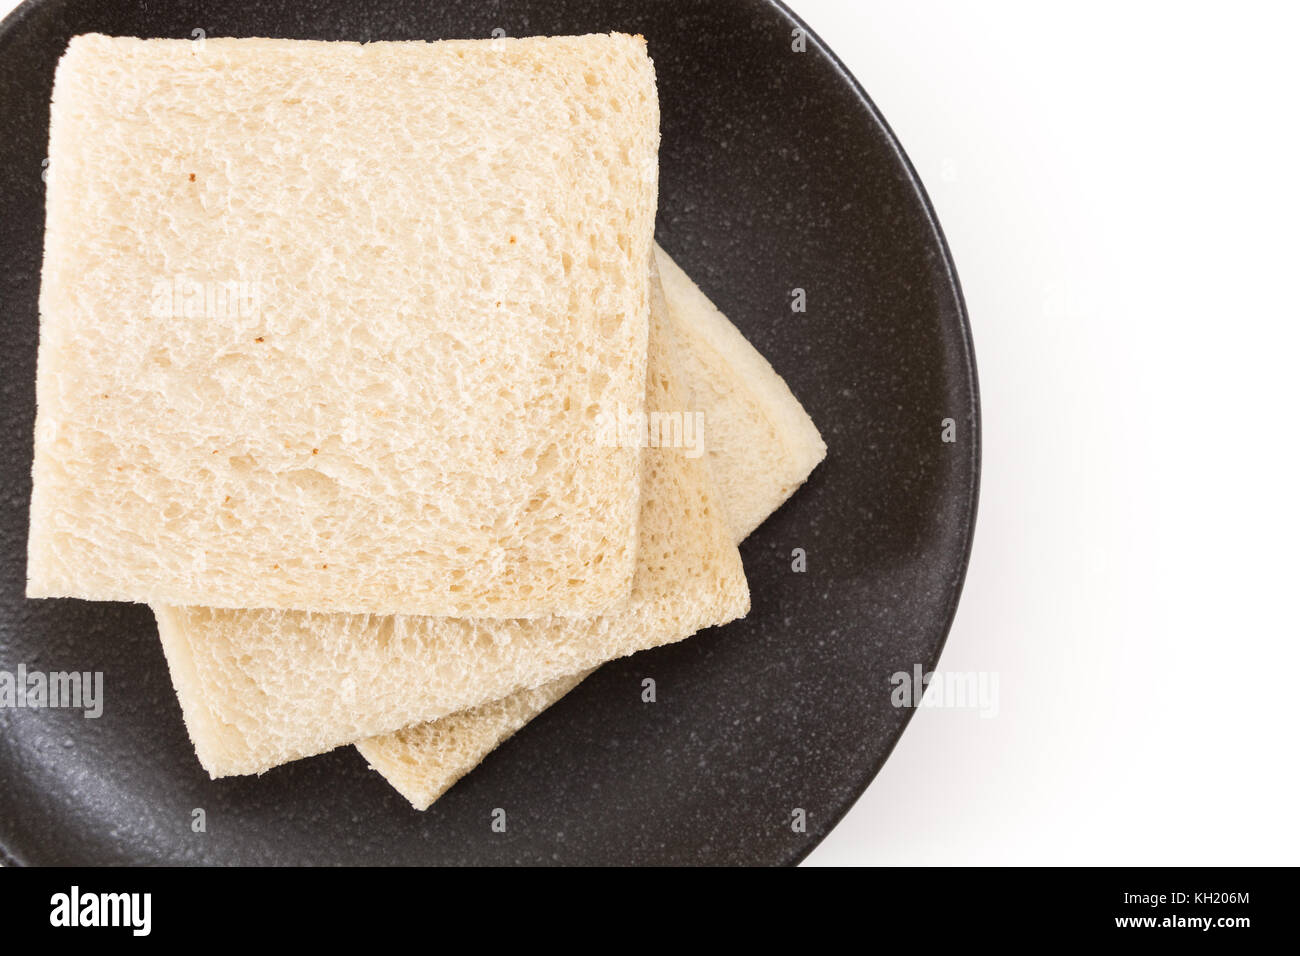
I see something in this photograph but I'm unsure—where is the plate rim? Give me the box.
[764,0,981,866]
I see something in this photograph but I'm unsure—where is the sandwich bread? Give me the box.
[153,260,750,777]
[29,33,659,619]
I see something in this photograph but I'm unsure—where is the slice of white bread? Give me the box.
[29,33,659,618]
[153,262,750,776]
[356,244,827,809]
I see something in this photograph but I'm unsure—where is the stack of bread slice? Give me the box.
[357,246,827,808]
[28,33,825,810]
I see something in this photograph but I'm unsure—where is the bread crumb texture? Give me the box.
[28,34,660,618]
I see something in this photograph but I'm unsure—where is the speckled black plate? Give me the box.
[0,0,978,866]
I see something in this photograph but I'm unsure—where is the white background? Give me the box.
[3,0,1297,866]
[791,0,1300,865]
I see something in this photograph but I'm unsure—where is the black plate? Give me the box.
[0,0,978,866]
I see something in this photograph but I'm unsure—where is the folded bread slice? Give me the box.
[357,244,827,809]
[29,33,658,618]
[154,260,749,776]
